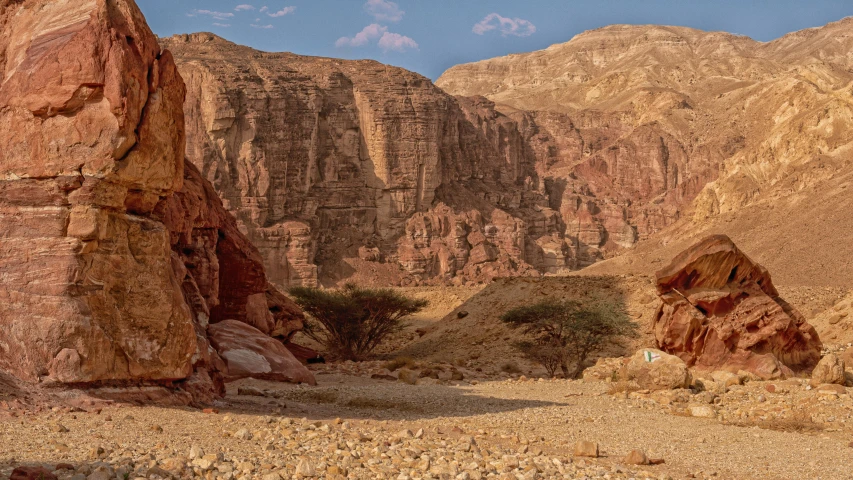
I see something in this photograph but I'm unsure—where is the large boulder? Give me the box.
[653,235,821,379]
[208,320,316,385]
[626,349,691,390]
[810,354,846,387]
[0,0,196,385]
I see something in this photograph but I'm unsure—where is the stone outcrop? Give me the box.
[0,0,309,400]
[653,235,822,378]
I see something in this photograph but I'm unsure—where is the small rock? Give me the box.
[573,440,599,458]
[624,449,649,465]
[688,405,716,418]
[11,466,58,480]
[51,424,69,433]
[295,458,316,477]
[234,428,253,440]
[811,354,846,386]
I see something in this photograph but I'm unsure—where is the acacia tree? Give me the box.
[290,284,427,361]
[501,300,638,378]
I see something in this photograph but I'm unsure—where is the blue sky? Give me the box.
[138,0,853,80]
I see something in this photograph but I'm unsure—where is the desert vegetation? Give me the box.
[290,284,428,361]
[501,300,638,378]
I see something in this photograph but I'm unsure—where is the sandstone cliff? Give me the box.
[163,34,569,287]
[0,0,311,401]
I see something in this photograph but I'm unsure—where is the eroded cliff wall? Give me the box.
[164,34,566,287]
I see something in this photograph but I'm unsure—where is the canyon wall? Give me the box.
[164,34,567,287]
[165,18,853,288]
[439,20,853,284]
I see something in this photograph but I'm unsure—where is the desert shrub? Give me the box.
[501,300,638,378]
[515,340,564,377]
[290,283,427,361]
[385,356,417,371]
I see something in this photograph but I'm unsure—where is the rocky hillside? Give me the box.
[162,18,853,288]
[438,19,853,287]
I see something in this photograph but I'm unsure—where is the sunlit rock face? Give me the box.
[164,34,566,287]
[0,0,196,385]
[0,0,311,399]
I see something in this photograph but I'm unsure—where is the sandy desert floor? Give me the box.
[3,371,853,480]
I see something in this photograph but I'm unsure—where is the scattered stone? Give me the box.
[688,406,716,418]
[573,440,599,458]
[10,467,58,480]
[626,349,691,390]
[624,449,650,465]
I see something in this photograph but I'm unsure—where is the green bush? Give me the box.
[290,283,427,361]
[501,300,637,378]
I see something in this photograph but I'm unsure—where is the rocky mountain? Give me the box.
[438,19,853,288]
[0,0,311,402]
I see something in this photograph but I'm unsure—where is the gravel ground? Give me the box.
[2,373,853,479]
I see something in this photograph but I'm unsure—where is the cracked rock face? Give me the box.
[0,0,195,384]
[163,34,575,288]
[653,235,822,379]
[0,0,310,395]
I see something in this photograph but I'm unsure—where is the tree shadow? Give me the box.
[213,376,564,422]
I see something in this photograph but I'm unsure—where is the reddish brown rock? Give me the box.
[10,467,57,480]
[653,235,821,378]
[0,0,196,385]
[284,343,322,364]
[207,320,315,385]
[0,0,309,402]
[162,35,566,287]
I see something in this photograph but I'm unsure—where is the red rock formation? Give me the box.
[653,235,822,378]
[154,159,309,393]
[0,0,310,400]
[0,0,196,385]
[208,320,315,385]
[162,35,568,287]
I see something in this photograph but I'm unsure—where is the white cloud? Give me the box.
[335,23,387,47]
[268,6,296,17]
[259,6,268,12]
[364,0,404,22]
[188,9,234,20]
[378,32,418,52]
[213,23,231,27]
[251,23,274,29]
[473,13,536,37]
[234,4,255,11]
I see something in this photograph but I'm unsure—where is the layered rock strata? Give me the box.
[0,0,311,399]
[163,34,566,287]
[439,20,853,281]
[653,235,822,379]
